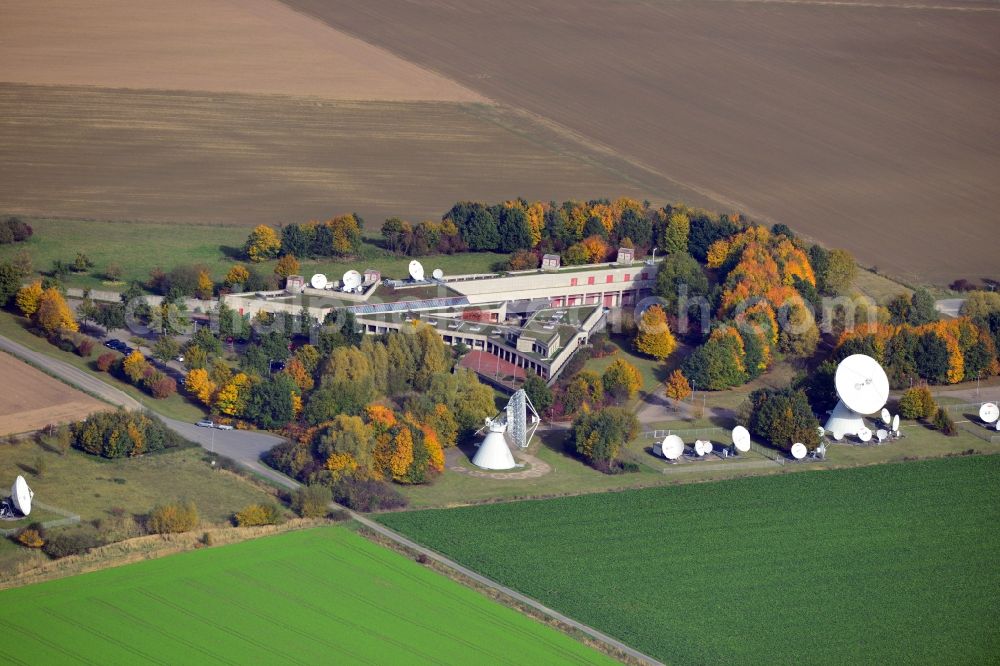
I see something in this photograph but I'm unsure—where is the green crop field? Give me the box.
[379,455,1000,664]
[0,526,612,664]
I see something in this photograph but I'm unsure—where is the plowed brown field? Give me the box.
[0,353,105,436]
[284,0,1000,284]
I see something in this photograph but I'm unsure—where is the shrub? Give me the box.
[96,352,117,372]
[43,526,105,558]
[234,502,283,527]
[147,375,177,399]
[330,478,408,512]
[75,336,96,357]
[98,508,144,542]
[899,386,936,420]
[328,509,351,522]
[932,407,958,436]
[16,526,45,548]
[292,485,331,518]
[147,501,199,534]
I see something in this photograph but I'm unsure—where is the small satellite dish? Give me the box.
[979,402,999,424]
[432,268,444,280]
[693,440,707,456]
[996,420,1000,432]
[790,443,807,460]
[11,475,33,516]
[858,427,872,443]
[881,408,891,425]
[408,260,425,281]
[309,273,328,290]
[832,430,844,441]
[892,414,900,433]
[661,435,684,460]
[732,426,751,452]
[341,270,362,291]
[702,440,714,455]
[876,429,888,443]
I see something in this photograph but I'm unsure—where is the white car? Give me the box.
[215,423,234,431]
[196,419,214,428]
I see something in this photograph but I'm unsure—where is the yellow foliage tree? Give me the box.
[225,264,250,287]
[601,358,642,401]
[184,368,216,405]
[15,281,43,316]
[421,425,445,473]
[291,392,302,417]
[525,201,546,247]
[34,288,78,335]
[366,404,397,429]
[326,452,358,480]
[390,428,414,481]
[634,305,677,360]
[195,269,214,300]
[275,254,300,279]
[122,349,148,383]
[244,225,280,262]
[665,369,692,401]
[580,235,609,263]
[216,373,252,417]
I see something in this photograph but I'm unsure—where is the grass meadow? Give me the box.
[379,455,1000,663]
[0,526,613,664]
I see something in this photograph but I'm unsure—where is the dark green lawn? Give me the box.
[379,455,1000,664]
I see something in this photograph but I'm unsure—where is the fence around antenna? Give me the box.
[640,426,788,464]
[0,500,80,537]
[942,399,1000,444]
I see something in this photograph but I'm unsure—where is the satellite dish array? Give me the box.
[658,426,750,461]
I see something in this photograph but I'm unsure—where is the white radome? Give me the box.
[979,402,999,424]
[790,443,807,460]
[661,435,684,460]
[732,426,751,452]
[12,475,33,516]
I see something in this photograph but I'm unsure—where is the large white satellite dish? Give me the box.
[732,426,751,453]
[790,443,807,460]
[892,414,900,434]
[661,435,684,460]
[881,408,891,425]
[979,403,999,424]
[408,260,425,281]
[341,270,362,291]
[309,273,328,290]
[432,268,444,280]
[858,427,872,443]
[11,475,33,516]
[472,419,516,470]
[825,354,889,437]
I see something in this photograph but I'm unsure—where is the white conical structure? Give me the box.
[824,400,867,438]
[472,419,516,470]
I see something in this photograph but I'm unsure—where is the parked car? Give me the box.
[196,419,215,428]
[215,424,234,431]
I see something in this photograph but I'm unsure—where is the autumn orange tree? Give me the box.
[634,305,677,360]
[665,369,692,401]
[33,288,78,335]
[275,254,300,279]
[244,225,281,262]
[224,264,250,287]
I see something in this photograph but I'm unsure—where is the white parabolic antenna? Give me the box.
[881,408,891,425]
[790,443,807,460]
[892,414,900,433]
[12,475,33,516]
[693,440,709,456]
[825,354,889,437]
[661,435,684,460]
[732,426,751,453]
[979,403,999,424]
[341,269,362,291]
[858,427,872,443]
[432,268,444,280]
[408,260,425,281]
[309,273,328,290]
[876,429,888,443]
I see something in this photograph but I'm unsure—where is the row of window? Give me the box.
[569,272,648,287]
